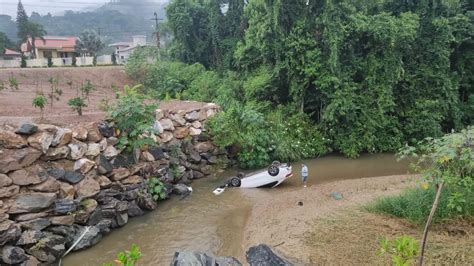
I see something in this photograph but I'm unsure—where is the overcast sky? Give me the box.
[0,0,110,17]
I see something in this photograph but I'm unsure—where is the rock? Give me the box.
[246,244,293,266]
[121,175,143,185]
[98,138,108,152]
[207,107,217,118]
[27,132,53,153]
[8,193,56,214]
[87,208,103,226]
[46,168,65,179]
[0,130,27,148]
[111,168,130,181]
[0,220,21,246]
[0,148,42,174]
[200,165,213,175]
[29,178,60,193]
[20,255,40,266]
[194,141,215,153]
[160,131,174,143]
[19,218,51,231]
[16,123,38,135]
[189,150,201,163]
[173,184,192,195]
[116,212,128,227]
[1,246,27,264]
[68,140,87,160]
[96,155,113,175]
[55,199,77,214]
[160,118,174,131]
[191,121,202,129]
[330,192,343,200]
[72,126,88,141]
[141,151,155,162]
[0,174,12,188]
[51,127,72,147]
[155,109,165,120]
[153,121,164,134]
[76,176,100,199]
[98,122,114,138]
[62,171,84,184]
[73,158,96,174]
[42,146,70,160]
[137,194,157,211]
[9,169,46,186]
[49,215,75,225]
[104,145,119,159]
[27,234,65,263]
[170,251,242,266]
[58,182,75,199]
[0,185,20,198]
[149,146,165,160]
[127,201,144,217]
[86,143,101,158]
[107,136,119,146]
[72,226,101,251]
[46,225,76,245]
[86,122,103,142]
[14,213,48,222]
[95,219,112,235]
[16,230,43,245]
[94,175,112,188]
[113,152,136,168]
[206,156,218,164]
[75,199,97,224]
[189,127,202,136]
[185,111,200,121]
[174,127,190,139]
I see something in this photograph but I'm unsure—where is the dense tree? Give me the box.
[0,32,14,52]
[75,30,105,57]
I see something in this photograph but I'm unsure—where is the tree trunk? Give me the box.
[31,37,36,59]
[418,182,444,266]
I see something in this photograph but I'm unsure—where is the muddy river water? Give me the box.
[63,153,411,266]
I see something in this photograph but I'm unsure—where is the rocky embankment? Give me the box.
[0,103,226,265]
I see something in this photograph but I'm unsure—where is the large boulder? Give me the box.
[96,154,113,175]
[160,131,174,143]
[160,118,175,131]
[42,146,70,161]
[8,193,57,214]
[86,143,101,158]
[73,158,96,174]
[189,127,202,136]
[15,123,38,135]
[75,176,100,199]
[62,171,85,184]
[0,148,42,174]
[16,230,43,246]
[170,251,242,266]
[194,142,215,153]
[27,131,53,153]
[29,177,60,193]
[104,145,119,159]
[27,234,65,263]
[49,215,75,226]
[51,127,72,147]
[0,185,20,198]
[1,246,28,264]
[54,199,78,214]
[72,226,102,251]
[174,127,190,139]
[137,194,157,211]
[94,175,112,188]
[58,181,76,199]
[184,111,200,121]
[0,130,27,148]
[19,218,51,231]
[98,122,114,138]
[127,201,144,217]
[9,167,47,186]
[111,168,130,181]
[0,220,21,246]
[85,122,103,142]
[246,244,293,266]
[0,173,12,188]
[75,199,98,224]
[72,126,88,141]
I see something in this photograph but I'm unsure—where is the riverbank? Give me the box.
[243,174,474,265]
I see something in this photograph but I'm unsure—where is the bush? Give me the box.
[146,177,167,201]
[20,55,27,68]
[32,94,47,119]
[72,54,77,67]
[378,235,419,266]
[107,84,158,150]
[368,186,474,224]
[68,97,87,115]
[47,57,53,67]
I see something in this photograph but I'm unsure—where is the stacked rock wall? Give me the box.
[0,103,225,265]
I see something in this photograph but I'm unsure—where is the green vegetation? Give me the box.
[80,80,95,103]
[378,235,419,266]
[48,77,62,107]
[8,75,19,91]
[103,244,142,266]
[107,84,158,151]
[126,0,473,168]
[0,32,13,52]
[146,177,167,201]
[68,97,87,116]
[16,0,47,59]
[369,186,474,224]
[76,30,104,57]
[32,94,47,119]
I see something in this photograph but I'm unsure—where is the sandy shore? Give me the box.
[243,175,474,265]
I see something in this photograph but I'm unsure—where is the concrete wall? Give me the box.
[0,55,116,68]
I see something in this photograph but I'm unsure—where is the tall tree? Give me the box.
[21,21,47,59]
[16,0,28,28]
[75,30,104,56]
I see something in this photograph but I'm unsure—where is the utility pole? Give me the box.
[151,12,163,48]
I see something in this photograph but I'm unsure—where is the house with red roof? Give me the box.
[0,48,22,60]
[21,36,77,59]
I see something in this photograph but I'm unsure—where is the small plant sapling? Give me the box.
[378,235,419,266]
[8,75,19,91]
[32,94,47,120]
[102,244,142,266]
[48,76,63,107]
[68,97,87,115]
[80,79,95,102]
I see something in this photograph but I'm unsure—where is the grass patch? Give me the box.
[367,186,474,224]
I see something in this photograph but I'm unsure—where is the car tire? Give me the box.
[268,165,279,176]
[230,177,241,187]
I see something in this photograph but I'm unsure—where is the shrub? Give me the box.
[378,235,419,266]
[47,57,53,67]
[103,244,142,266]
[368,186,474,224]
[146,177,167,201]
[8,76,18,91]
[32,94,47,119]
[80,79,95,102]
[107,84,158,150]
[68,97,87,115]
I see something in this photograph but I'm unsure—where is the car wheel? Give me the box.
[268,165,279,176]
[230,177,241,187]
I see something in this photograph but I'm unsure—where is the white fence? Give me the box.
[0,55,117,68]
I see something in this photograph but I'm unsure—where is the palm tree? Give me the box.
[20,21,47,59]
[75,30,104,57]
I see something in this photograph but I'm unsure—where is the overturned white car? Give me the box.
[213,162,293,195]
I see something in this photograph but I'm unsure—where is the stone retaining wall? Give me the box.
[0,103,226,265]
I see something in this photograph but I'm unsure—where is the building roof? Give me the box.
[21,36,77,53]
[3,48,21,56]
[109,42,132,47]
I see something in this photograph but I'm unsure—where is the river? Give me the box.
[62,153,411,265]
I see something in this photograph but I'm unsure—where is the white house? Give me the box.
[109,35,147,63]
